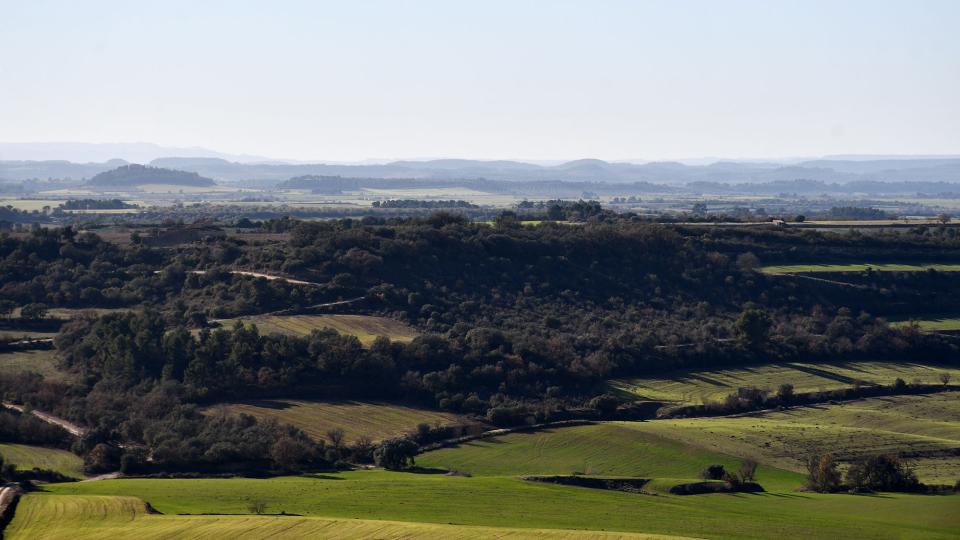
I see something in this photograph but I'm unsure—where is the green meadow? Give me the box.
[27,471,959,540]
[0,443,85,479]
[760,263,960,274]
[609,361,960,405]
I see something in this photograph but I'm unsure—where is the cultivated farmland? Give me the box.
[0,350,73,382]
[632,392,960,484]
[221,314,419,346]
[890,317,960,332]
[0,443,85,479]
[609,361,960,405]
[760,263,960,274]
[208,400,469,443]
[418,422,800,488]
[4,494,693,540]
[35,471,960,539]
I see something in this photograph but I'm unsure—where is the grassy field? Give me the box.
[34,471,960,539]
[632,392,960,484]
[760,263,960,274]
[0,329,59,340]
[0,349,73,382]
[208,400,468,443]
[5,494,690,540]
[609,361,960,405]
[222,314,419,346]
[0,443,85,479]
[890,317,960,332]
[419,422,800,490]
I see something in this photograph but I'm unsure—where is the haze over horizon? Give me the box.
[2,1,959,161]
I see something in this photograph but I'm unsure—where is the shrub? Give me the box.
[700,464,726,480]
[739,459,758,482]
[777,383,794,404]
[588,394,619,418]
[845,455,919,492]
[806,453,841,492]
[373,437,418,470]
[247,501,268,514]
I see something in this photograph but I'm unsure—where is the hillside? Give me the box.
[86,164,216,188]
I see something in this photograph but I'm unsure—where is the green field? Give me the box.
[632,392,960,484]
[0,443,85,479]
[4,494,689,540]
[760,263,960,274]
[890,317,960,332]
[208,400,468,443]
[419,422,799,490]
[29,471,960,539]
[610,361,960,405]
[222,314,419,346]
[0,329,58,340]
[0,349,74,382]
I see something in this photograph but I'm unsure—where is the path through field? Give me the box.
[1,402,85,437]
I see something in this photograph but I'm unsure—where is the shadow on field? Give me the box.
[786,363,866,385]
[301,473,345,480]
[765,493,809,499]
[243,399,294,410]
[678,373,727,386]
[402,467,449,475]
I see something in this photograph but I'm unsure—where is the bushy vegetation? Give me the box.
[2,216,960,474]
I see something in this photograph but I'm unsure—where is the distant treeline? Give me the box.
[372,199,478,209]
[61,199,138,210]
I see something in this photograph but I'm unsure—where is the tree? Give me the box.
[85,443,120,474]
[794,215,806,223]
[940,372,952,386]
[270,436,311,471]
[739,459,758,482]
[373,437,418,470]
[19,303,48,321]
[846,455,918,492]
[588,394,619,418]
[700,464,726,480]
[735,308,772,348]
[247,500,268,514]
[937,213,952,224]
[806,453,841,492]
[735,252,760,271]
[777,383,795,404]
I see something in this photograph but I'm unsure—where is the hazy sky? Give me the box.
[1,0,959,161]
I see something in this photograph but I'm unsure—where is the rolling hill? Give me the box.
[87,164,216,188]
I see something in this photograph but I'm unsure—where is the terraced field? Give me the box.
[610,361,960,405]
[209,400,469,443]
[632,392,960,484]
[0,349,74,382]
[35,471,960,539]
[0,443,85,479]
[760,263,960,274]
[6,494,683,540]
[223,314,419,345]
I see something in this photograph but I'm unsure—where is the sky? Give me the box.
[1,0,959,162]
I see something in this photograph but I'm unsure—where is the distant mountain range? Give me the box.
[0,142,271,164]
[3,153,960,189]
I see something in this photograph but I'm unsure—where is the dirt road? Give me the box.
[1,402,85,437]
